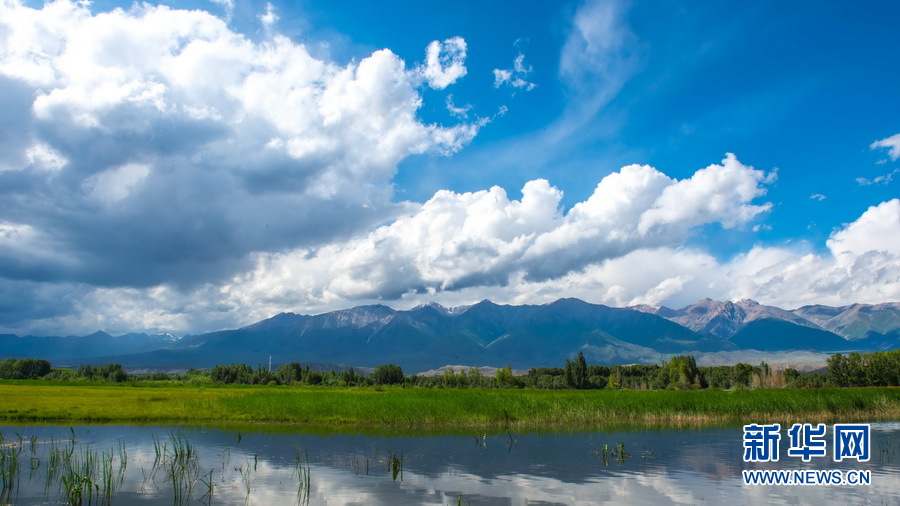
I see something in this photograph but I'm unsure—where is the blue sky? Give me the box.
[0,0,898,335]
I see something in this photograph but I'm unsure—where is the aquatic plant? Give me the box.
[240,453,253,497]
[388,451,403,481]
[60,471,98,506]
[293,449,311,505]
[612,442,629,463]
[593,442,629,465]
[0,444,22,504]
[162,431,204,505]
[57,444,125,506]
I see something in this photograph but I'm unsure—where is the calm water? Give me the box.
[1,422,898,505]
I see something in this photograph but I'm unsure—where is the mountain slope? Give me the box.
[792,302,900,340]
[728,319,856,352]
[3,297,897,373]
[632,299,823,338]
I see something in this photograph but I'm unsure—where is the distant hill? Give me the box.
[632,299,820,338]
[0,331,181,361]
[1,298,897,373]
[728,319,856,352]
[631,299,900,342]
[792,302,900,340]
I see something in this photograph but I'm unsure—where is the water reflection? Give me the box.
[0,423,897,504]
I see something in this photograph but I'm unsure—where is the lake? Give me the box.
[1,422,897,504]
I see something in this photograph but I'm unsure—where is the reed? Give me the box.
[291,449,311,504]
[0,428,260,505]
[154,431,205,505]
[0,444,21,504]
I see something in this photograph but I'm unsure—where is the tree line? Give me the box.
[0,349,898,389]
[826,349,900,387]
[0,359,128,382]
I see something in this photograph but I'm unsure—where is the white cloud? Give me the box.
[826,199,900,257]
[0,0,482,292]
[856,168,899,186]
[1,0,897,337]
[637,153,775,234]
[83,162,151,203]
[445,94,471,119]
[871,133,900,161]
[3,153,897,335]
[559,0,638,104]
[420,37,467,89]
[809,193,826,201]
[209,0,234,22]
[259,2,278,30]
[723,199,900,308]
[493,53,535,91]
[463,0,642,180]
[0,142,68,172]
[218,154,773,316]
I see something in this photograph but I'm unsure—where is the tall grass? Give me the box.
[293,449,311,505]
[0,443,21,504]
[214,386,900,429]
[55,443,125,505]
[1,429,224,505]
[152,430,211,505]
[1,382,899,429]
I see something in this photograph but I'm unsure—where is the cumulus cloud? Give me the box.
[0,0,482,292]
[1,0,897,337]
[420,37,467,89]
[218,166,896,325]
[871,133,900,161]
[3,149,898,335]
[826,199,900,258]
[219,154,774,313]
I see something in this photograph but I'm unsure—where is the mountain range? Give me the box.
[1,298,897,374]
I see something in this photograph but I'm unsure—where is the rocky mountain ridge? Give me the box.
[1,298,897,373]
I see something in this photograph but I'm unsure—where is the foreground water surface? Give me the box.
[1,422,898,505]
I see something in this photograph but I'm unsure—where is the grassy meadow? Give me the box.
[1,381,899,430]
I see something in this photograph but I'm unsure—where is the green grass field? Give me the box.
[1,381,898,430]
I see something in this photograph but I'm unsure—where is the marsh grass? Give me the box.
[212,386,900,429]
[292,449,311,505]
[2,429,222,505]
[55,443,126,506]
[2,382,899,429]
[152,430,212,505]
[0,443,21,504]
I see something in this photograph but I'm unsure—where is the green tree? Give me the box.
[0,358,52,379]
[371,364,405,385]
[210,363,253,384]
[495,364,520,388]
[565,352,588,389]
[275,362,304,384]
[827,353,849,387]
[665,355,701,389]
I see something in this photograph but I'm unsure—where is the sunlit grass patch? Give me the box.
[1,381,899,429]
